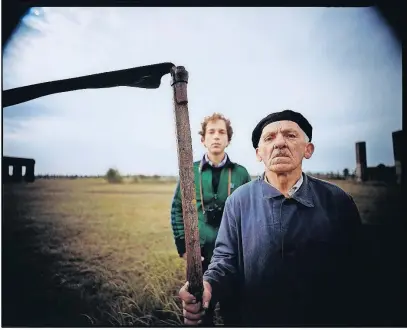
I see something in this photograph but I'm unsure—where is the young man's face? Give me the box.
[201,119,229,155]
[256,120,314,173]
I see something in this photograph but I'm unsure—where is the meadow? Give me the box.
[2,177,403,326]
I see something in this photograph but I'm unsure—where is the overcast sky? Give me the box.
[2,7,402,176]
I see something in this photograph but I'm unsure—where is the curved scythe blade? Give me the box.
[2,62,175,107]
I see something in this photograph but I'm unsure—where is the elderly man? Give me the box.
[179,109,363,326]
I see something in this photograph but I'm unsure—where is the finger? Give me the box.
[202,290,212,309]
[178,281,188,296]
[183,301,201,313]
[180,293,196,305]
[179,282,197,304]
[203,299,210,310]
[183,309,206,321]
[184,318,200,326]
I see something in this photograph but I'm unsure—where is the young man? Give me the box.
[170,113,251,270]
[179,109,364,326]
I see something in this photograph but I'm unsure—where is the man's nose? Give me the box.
[274,133,286,148]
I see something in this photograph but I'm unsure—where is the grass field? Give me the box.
[2,178,403,326]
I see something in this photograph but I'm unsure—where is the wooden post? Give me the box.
[170,66,204,302]
[392,130,402,185]
[355,142,367,182]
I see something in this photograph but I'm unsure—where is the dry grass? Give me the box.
[3,179,186,326]
[2,178,401,326]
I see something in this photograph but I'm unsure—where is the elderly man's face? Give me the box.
[256,120,314,173]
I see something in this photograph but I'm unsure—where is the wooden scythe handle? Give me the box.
[170,66,204,302]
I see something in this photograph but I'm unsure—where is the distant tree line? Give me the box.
[36,174,104,179]
[305,168,356,181]
[37,168,359,183]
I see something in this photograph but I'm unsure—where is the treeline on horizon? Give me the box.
[35,167,358,182]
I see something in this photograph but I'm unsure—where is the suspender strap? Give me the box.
[227,168,231,196]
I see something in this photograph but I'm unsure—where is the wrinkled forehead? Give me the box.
[261,120,302,136]
[206,119,227,130]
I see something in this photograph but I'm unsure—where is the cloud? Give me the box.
[2,7,401,176]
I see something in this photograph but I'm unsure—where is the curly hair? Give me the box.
[198,113,233,142]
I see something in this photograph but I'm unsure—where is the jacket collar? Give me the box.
[259,172,314,207]
[200,153,234,172]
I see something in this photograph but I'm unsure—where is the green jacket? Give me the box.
[170,155,251,260]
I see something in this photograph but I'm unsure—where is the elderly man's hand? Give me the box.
[179,280,212,325]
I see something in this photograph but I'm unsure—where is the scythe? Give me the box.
[3,63,204,316]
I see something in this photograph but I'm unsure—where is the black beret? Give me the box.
[251,109,313,148]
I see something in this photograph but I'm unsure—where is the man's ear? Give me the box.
[304,143,315,159]
[256,148,262,162]
[201,136,205,146]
